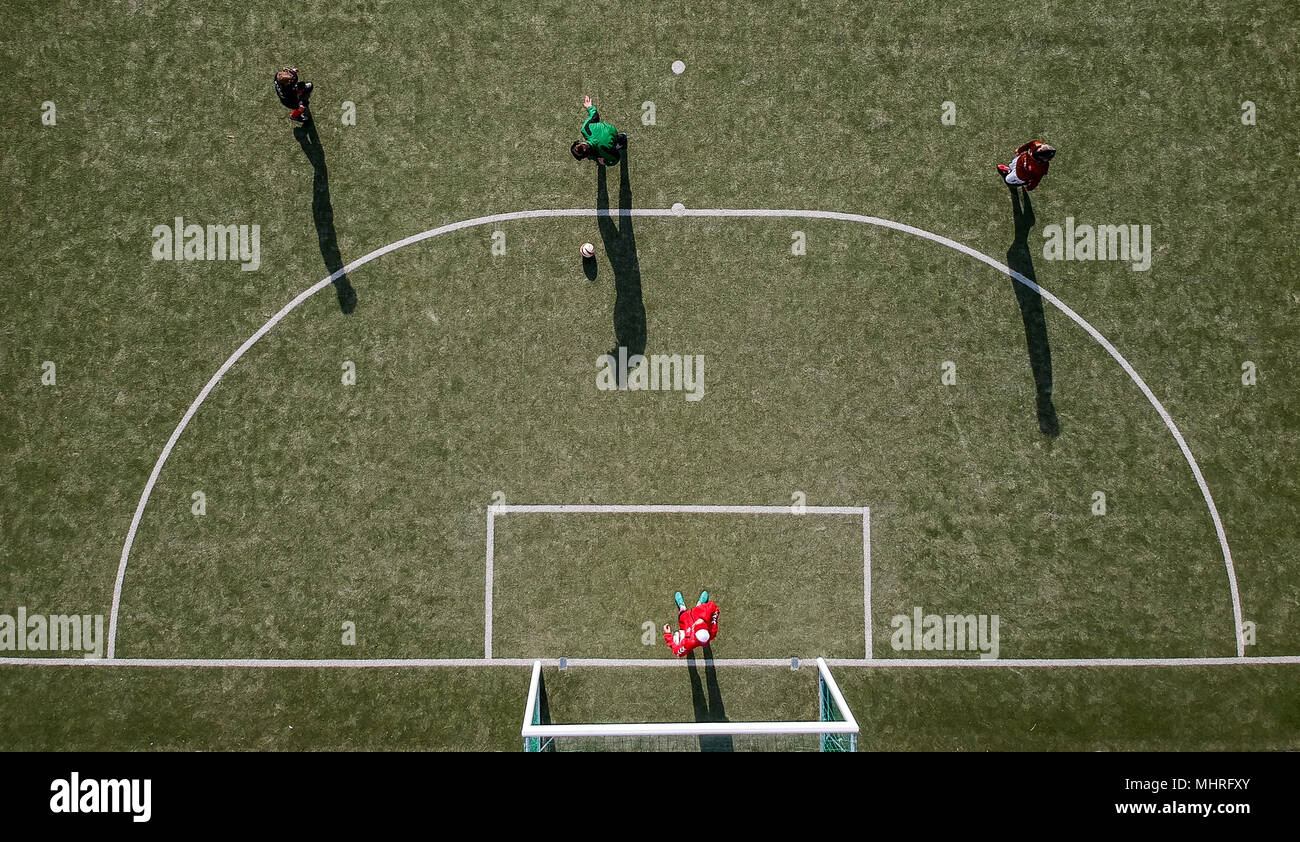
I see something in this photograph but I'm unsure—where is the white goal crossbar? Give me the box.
[521,657,859,750]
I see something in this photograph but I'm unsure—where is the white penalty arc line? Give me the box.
[107,208,1246,658]
[3,656,1297,669]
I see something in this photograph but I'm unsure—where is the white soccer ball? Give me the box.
[581,242,595,258]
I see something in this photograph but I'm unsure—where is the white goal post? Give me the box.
[521,658,859,752]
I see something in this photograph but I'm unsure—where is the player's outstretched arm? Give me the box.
[662,624,690,656]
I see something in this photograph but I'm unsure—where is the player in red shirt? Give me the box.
[996,140,1056,191]
[662,590,720,657]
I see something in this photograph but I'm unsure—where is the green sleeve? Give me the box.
[581,105,598,139]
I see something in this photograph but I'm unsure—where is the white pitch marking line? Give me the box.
[821,656,1300,668]
[485,507,495,660]
[1,656,1297,669]
[863,508,872,660]
[490,503,866,515]
[109,208,1245,659]
[486,503,867,662]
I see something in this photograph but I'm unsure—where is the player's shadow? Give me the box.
[294,120,357,314]
[1006,188,1058,437]
[597,156,647,374]
[687,647,733,752]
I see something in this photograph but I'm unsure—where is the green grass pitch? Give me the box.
[1,0,1298,750]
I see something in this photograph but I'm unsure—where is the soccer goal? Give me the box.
[521,658,858,752]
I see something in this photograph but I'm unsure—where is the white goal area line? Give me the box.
[484,503,872,660]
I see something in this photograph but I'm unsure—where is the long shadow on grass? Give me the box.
[1006,187,1058,437]
[294,120,357,314]
[687,647,733,752]
[597,156,646,373]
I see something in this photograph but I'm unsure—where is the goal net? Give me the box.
[522,658,858,752]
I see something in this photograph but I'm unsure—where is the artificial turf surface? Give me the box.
[1,0,1297,750]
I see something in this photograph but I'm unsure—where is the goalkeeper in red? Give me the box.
[662,591,720,657]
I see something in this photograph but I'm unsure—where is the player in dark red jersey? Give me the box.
[996,140,1056,191]
[274,67,314,125]
[662,591,720,657]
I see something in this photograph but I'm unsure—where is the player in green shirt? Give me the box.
[571,95,627,165]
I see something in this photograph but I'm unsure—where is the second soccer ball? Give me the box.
[580,242,595,259]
